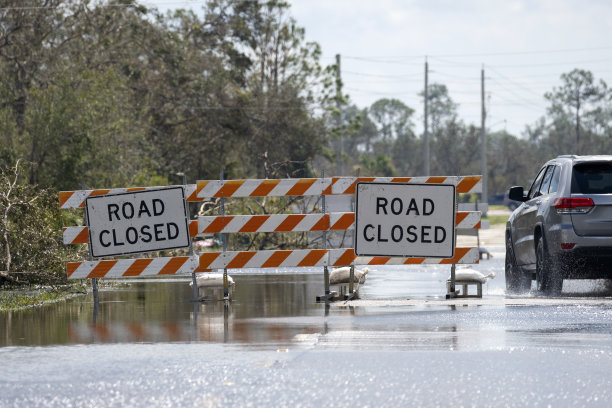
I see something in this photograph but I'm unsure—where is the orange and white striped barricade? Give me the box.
[60,175,484,302]
[59,184,202,209]
[67,256,200,279]
[327,248,480,267]
[324,175,482,195]
[62,220,200,245]
[193,175,483,300]
[195,178,331,198]
[194,176,336,299]
[59,186,199,305]
[197,249,329,270]
[326,176,483,299]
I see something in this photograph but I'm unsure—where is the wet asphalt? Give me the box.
[2,223,612,407]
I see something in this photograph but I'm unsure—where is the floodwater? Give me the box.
[2,240,612,407]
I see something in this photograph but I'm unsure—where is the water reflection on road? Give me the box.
[2,273,329,346]
[0,261,493,347]
[3,256,612,353]
[4,252,612,407]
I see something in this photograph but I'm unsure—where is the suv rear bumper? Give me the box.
[555,247,612,279]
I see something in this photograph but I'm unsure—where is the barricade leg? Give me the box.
[191,272,199,301]
[446,264,457,299]
[92,278,99,305]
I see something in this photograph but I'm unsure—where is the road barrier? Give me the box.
[60,175,483,300]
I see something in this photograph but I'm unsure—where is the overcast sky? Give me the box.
[146,0,612,137]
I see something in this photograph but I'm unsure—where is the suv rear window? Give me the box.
[572,162,612,194]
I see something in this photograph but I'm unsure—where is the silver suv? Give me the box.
[505,155,612,294]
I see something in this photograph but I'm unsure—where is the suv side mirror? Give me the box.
[508,186,527,202]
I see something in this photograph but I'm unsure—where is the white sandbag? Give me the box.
[449,267,495,283]
[189,273,235,288]
[330,267,370,284]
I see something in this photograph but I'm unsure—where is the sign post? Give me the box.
[355,183,456,258]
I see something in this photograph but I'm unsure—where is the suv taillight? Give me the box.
[554,197,594,214]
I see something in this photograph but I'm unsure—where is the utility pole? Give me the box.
[481,66,487,206]
[336,53,344,177]
[424,57,429,177]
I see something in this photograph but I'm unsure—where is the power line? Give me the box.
[488,78,545,108]
[485,58,612,69]
[430,71,481,81]
[433,46,612,58]
[489,94,545,109]
[342,56,424,65]
[487,66,543,98]
[344,87,422,98]
[343,46,612,60]
[342,70,422,79]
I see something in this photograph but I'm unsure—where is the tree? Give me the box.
[391,132,421,176]
[369,98,414,157]
[432,120,479,176]
[0,0,160,188]
[0,0,68,141]
[487,130,538,194]
[545,69,609,153]
[419,83,458,136]
[219,0,333,178]
[359,153,395,177]
[358,107,377,155]
[1,160,76,284]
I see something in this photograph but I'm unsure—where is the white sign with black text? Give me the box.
[86,187,190,258]
[354,182,456,258]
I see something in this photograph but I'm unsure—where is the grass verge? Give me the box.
[484,214,510,225]
[0,285,87,311]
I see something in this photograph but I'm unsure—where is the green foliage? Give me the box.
[544,69,611,154]
[419,83,458,135]
[0,286,86,311]
[1,1,612,261]
[359,153,396,177]
[369,98,415,157]
[487,130,539,194]
[1,161,81,285]
[0,0,333,189]
[197,195,314,251]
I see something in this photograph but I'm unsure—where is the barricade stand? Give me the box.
[181,176,198,302]
[329,176,483,300]
[318,170,333,302]
[59,174,484,305]
[60,184,201,306]
[447,199,459,299]
[82,202,100,305]
[220,170,229,301]
[447,264,457,299]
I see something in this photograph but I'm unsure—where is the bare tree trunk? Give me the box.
[0,160,37,277]
[1,165,17,274]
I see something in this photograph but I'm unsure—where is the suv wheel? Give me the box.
[536,236,562,295]
[505,232,530,294]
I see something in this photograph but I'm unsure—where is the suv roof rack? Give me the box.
[556,154,578,159]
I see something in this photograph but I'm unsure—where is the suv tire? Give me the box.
[505,231,531,294]
[536,236,562,295]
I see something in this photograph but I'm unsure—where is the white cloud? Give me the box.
[287,0,612,136]
[147,0,612,136]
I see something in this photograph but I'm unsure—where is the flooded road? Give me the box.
[2,240,612,406]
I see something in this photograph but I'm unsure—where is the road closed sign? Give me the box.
[355,182,456,258]
[86,187,190,258]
